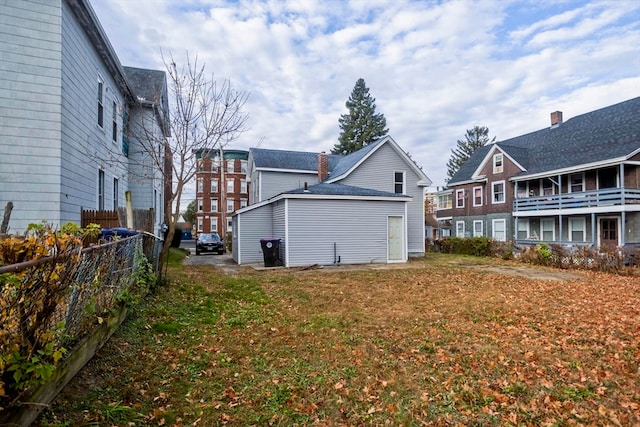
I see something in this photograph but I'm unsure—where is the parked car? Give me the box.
[195,233,225,255]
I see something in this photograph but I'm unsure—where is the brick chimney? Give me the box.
[550,111,563,128]
[318,151,328,181]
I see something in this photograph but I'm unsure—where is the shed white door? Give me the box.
[388,216,404,261]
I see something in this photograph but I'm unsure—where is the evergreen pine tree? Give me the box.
[332,78,388,154]
[446,126,496,180]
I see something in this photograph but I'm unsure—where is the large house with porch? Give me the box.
[435,97,640,250]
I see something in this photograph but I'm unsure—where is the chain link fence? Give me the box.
[0,233,162,411]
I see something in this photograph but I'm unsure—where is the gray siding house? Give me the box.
[234,136,431,267]
[0,0,169,234]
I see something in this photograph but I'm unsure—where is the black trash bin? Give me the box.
[260,238,281,267]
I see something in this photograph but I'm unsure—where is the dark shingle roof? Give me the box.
[123,66,166,103]
[449,97,640,184]
[250,148,342,173]
[284,182,408,198]
[329,137,385,179]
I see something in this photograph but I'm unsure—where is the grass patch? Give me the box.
[38,254,640,426]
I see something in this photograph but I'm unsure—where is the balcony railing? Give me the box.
[514,188,640,211]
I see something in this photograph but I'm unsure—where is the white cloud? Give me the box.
[90,0,640,202]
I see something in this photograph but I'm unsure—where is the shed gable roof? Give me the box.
[448,97,640,184]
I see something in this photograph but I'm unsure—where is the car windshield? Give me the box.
[199,234,220,242]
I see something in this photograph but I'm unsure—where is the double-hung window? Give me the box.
[98,169,105,210]
[492,181,505,204]
[197,198,203,212]
[569,173,584,193]
[97,78,104,128]
[492,219,506,241]
[197,178,203,193]
[493,153,503,174]
[227,160,234,174]
[473,186,482,206]
[112,101,118,142]
[227,199,234,212]
[542,178,554,196]
[227,179,234,193]
[113,178,118,210]
[240,180,247,193]
[211,179,219,193]
[541,218,555,241]
[473,220,483,237]
[517,219,529,240]
[394,171,405,194]
[456,221,465,238]
[456,189,465,208]
[569,217,586,242]
[211,199,218,212]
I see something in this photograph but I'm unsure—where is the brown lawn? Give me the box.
[37,254,640,426]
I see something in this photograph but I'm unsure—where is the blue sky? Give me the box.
[90,0,640,193]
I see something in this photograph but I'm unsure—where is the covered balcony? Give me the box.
[514,188,640,212]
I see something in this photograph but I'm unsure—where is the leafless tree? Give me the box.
[128,51,249,265]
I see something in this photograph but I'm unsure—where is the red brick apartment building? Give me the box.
[194,149,249,237]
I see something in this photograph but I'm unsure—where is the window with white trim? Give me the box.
[394,171,405,194]
[227,219,233,231]
[569,173,584,193]
[517,219,529,240]
[240,199,247,209]
[240,160,247,174]
[212,157,220,172]
[473,186,482,206]
[211,179,218,193]
[97,78,104,128]
[227,160,234,173]
[211,199,218,212]
[542,178,554,196]
[197,178,203,193]
[197,198,203,212]
[492,219,506,242]
[227,199,234,212]
[516,182,529,198]
[113,177,118,210]
[541,218,555,241]
[211,221,218,232]
[438,193,452,209]
[197,218,203,232]
[98,169,105,210]
[227,179,234,193]
[473,220,483,237]
[112,101,118,142]
[492,181,505,204]
[240,179,247,193]
[493,153,503,174]
[456,221,465,237]
[569,217,585,242]
[456,189,465,208]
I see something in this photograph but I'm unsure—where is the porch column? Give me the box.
[558,175,563,243]
[591,212,596,248]
[621,211,626,246]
